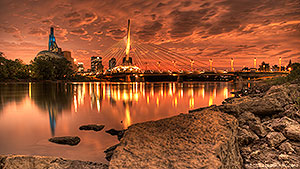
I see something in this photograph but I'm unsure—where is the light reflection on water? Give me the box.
[0,82,246,163]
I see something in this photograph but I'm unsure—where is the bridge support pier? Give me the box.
[125,75,131,82]
[177,76,183,82]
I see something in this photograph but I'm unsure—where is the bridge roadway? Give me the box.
[96,71,289,82]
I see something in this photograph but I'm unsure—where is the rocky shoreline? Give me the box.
[105,82,300,168]
[0,155,108,169]
[1,82,299,168]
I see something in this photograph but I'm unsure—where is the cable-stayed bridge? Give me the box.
[101,20,205,72]
[96,20,288,82]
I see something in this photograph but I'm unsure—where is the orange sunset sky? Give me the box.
[0,0,299,69]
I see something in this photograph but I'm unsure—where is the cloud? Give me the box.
[77,49,89,55]
[284,52,300,59]
[28,28,47,37]
[0,25,23,39]
[137,21,163,41]
[168,9,210,38]
[67,11,98,27]
[80,34,93,41]
[94,31,103,35]
[70,28,88,36]
[106,28,126,40]
[270,50,292,57]
[64,11,80,18]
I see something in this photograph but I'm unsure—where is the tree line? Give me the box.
[0,52,74,81]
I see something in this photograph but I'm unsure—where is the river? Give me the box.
[0,82,248,163]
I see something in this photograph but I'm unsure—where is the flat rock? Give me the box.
[109,110,242,169]
[48,136,80,146]
[0,155,108,169]
[238,127,259,146]
[220,84,300,116]
[270,116,299,131]
[279,141,295,153]
[284,125,300,141]
[79,124,105,131]
[266,132,286,147]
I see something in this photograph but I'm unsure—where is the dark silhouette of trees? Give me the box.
[30,56,74,80]
[0,52,30,80]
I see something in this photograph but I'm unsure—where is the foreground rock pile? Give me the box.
[0,155,108,169]
[217,83,300,168]
[107,83,300,168]
[109,109,242,168]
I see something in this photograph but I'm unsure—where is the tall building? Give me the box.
[78,62,84,72]
[91,56,103,73]
[37,27,75,71]
[109,58,116,69]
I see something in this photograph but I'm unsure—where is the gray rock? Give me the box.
[220,85,300,116]
[279,141,295,153]
[105,129,126,141]
[284,125,300,141]
[271,116,299,131]
[278,154,290,161]
[0,155,108,169]
[48,136,80,146]
[109,110,242,169]
[249,122,267,138]
[238,127,259,146]
[238,111,260,125]
[79,124,105,131]
[266,132,286,147]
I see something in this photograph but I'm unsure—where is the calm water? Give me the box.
[0,82,245,163]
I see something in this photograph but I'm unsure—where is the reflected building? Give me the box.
[31,83,73,136]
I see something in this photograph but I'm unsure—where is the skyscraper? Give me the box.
[91,56,103,73]
[109,58,117,69]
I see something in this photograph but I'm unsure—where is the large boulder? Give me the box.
[0,155,108,169]
[220,84,300,116]
[109,110,242,169]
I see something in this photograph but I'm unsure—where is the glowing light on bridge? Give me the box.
[279,57,282,71]
[230,58,234,72]
[190,59,194,71]
[125,20,131,60]
[254,57,257,68]
[209,59,213,71]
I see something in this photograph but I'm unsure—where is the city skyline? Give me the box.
[0,0,300,69]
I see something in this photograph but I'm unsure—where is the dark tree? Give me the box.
[31,56,74,80]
